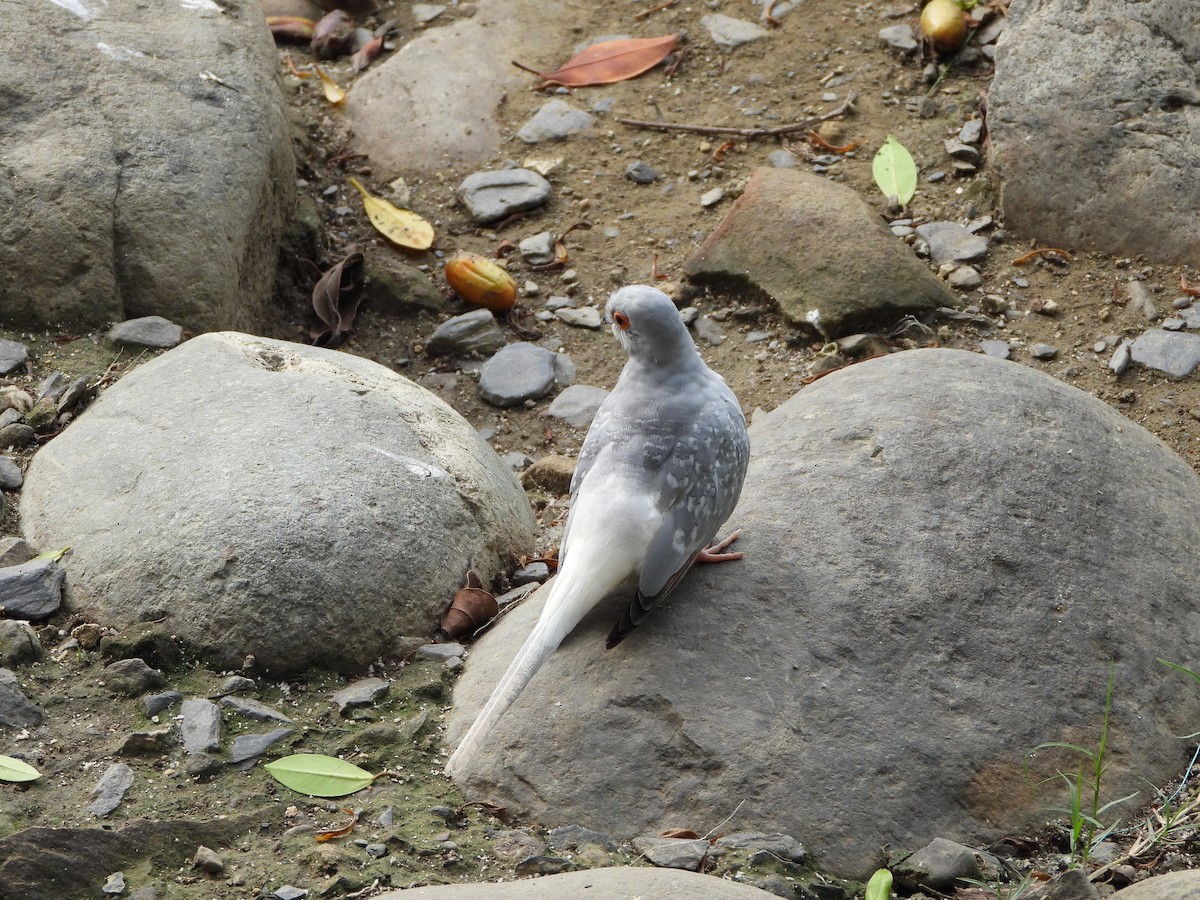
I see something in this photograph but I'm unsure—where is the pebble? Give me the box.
[118,728,171,756]
[0,555,65,621]
[701,14,769,51]
[192,845,225,876]
[517,99,595,144]
[1171,296,1193,310]
[1130,329,1200,379]
[545,295,575,311]
[219,675,256,695]
[107,316,183,349]
[458,169,552,223]
[518,231,557,266]
[331,677,389,714]
[1030,343,1059,360]
[947,266,983,290]
[916,222,989,266]
[426,309,507,358]
[416,642,465,661]
[547,824,620,853]
[365,842,387,858]
[943,139,980,164]
[104,656,166,695]
[0,537,33,567]
[1163,317,1185,331]
[624,161,658,184]
[879,24,918,53]
[491,829,546,860]
[633,835,712,871]
[0,667,43,727]
[693,317,725,346]
[143,691,182,718]
[980,340,1012,360]
[511,562,550,586]
[0,339,29,375]
[219,695,294,724]
[479,343,558,407]
[230,727,294,764]
[555,306,602,330]
[0,423,35,450]
[1110,340,1134,374]
[102,872,126,894]
[926,171,947,183]
[546,384,609,428]
[88,763,135,817]
[745,331,771,343]
[180,698,223,753]
[700,187,725,208]
[1180,304,1200,328]
[966,215,993,234]
[897,837,994,890]
[0,620,42,667]
[959,119,984,144]
[273,887,308,900]
[766,149,795,168]
[513,855,573,876]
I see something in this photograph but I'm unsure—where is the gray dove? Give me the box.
[445,284,750,775]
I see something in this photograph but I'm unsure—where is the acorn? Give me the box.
[444,251,518,312]
[920,0,968,54]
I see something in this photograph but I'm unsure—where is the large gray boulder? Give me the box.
[21,334,536,675]
[447,349,1200,878]
[684,168,957,338]
[989,0,1200,264]
[0,0,293,331]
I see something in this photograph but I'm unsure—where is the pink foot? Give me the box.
[697,529,743,563]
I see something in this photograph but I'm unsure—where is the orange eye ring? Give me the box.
[612,310,631,330]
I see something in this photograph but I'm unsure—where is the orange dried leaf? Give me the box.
[314,808,358,842]
[348,177,435,251]
[314,66,345,105]
[267,16,316,42]
[515,34,679,88]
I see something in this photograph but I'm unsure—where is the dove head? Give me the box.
[605,285,697,365]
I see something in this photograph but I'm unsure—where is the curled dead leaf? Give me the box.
[437,571,500,642]
[445,251,518,311]
[310,247,365,348]
[514,34,680,88]
[314,66,346,105]
[659,828,701,839]
[351,35,384,73]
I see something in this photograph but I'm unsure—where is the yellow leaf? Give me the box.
[314,66,345,105]
[348,177,434,251]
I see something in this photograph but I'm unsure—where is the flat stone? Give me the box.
[0,621,43,668]
[546,824,620,853]
[180,698,222,753]
[1110,340,1134,374]
[947,266,983,290]
[554,306,603,330]
[633,836,711,871]
[458,169,552,224]
[701,14,769,51]
[513,856,573,877]
[218,696,294,725]
[916,222,990,266]
[0,424,35,451]
[479,343,558,407]
[0,667,43,728]
[714,832,806,864]
[0,556,64,620]
[426,309,507,357]
[102,872,125,895]
[700,187,725,208]
[897,837,983,890]
[686,168,956,338]
[511,562,550,586]
[1130,329,1200,378]
[411,3,445,23]
[104,658,165,697]
[143,691,182,718]
[624,161,658,184]
[332,677,389,714]
[88,763,135,817]
[230,727,294,764]
[416,642,465,661]
[118,729,171,756]
[517,99,595,143]
[1030,343,1058,360]
[0,458,23,490]
[0,538,34,569]
[518,232,557,266]
[979,340,1011,359]
[879,24,918,53]
[766,149,796,168]
[1111,871,1200,900]
[0,340,28,376]
[372,867,780,899]
[959,119,984,144]
[107,316,183,349]
[944,140,980,164]
[546,385,609,429]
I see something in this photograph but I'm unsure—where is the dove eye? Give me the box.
[612,311,631,330]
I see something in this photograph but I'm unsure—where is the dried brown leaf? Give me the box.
[515,34,679,88]
[351,35,384,73]
[310,248,365,348]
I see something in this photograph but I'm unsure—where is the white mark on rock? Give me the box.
[363,445,448,480]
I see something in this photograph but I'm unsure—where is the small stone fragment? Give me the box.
[219,675,256,695]
[183,752,223,781]
[0,456,22,490]
[416,642,465,661]
[105,657,166,697]
[979,340,1011,360]
[1125,281,1159,321]
[714,832,806,864]
[511,562,550,586]
[1110,340,1134,375]
[491,829,547,859]
[624,161,658,184]
[180,698,223,753]
[547,384,609,429]
[0,537,34,567]
[0,339,29,375]
[944,140,980,164]
[71,622,104,650]
[192,845,225,877]
[230,727,294,764]
[331,677,389,714]
[767,149,796,168]
[555,306,603,330]
[365,842,387,858]
[518,232,557,266]
[897,837,984,890]
[0,556,65,620]
[915,222,989,266]
[879,24,918,53]
[693,317,725,346]
[274,887,308,900]
[959,119,984,144]
[1036,868,1100,900]
[513,855,573,876]
[0,620,43,667]
[119,729,172,756]
[458,169,552,223]
[547,824,620,853]
[633,835,711,871]
[1030,343,1058,361]
[947,266,983,290]
[701,13,769,50]
[700,187,725,208]
[107,316,183,349]
[219,695,294,724]
[143,691,183,718]
[479,343,558,407]
[411,4,445,24]
[1130,329,1200,379]
[0,424,35,450]
[102,872,126,895]
[517,99,595,143]
[89,763,135,817]
[0,667,43,728]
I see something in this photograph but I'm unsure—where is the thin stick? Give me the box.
[1011,247,1072,265]
[617,93,855,139]
[634,0,677,21]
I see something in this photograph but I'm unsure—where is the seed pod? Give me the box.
[436,571,500,642]
[920,0,967,54]
[445,251,518,311]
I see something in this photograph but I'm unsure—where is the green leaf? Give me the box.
[872,135,917,207]
[29,546,69,563]
[264,754,375,798]
[0,755,42,782]
[1158,658,1200,686]
[865,868,893,900]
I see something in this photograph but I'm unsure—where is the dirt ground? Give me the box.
[2,1,1199,897]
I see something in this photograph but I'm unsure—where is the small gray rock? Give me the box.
[700,187,725,208]
[0,339,28,375]
[518,232,557,266]
[715,832,806,864]
[331,677,389,714]
[1039,868,1100,900]
[1110,339,1134,374]
[898,837,983,890]
[513,855,573,876]
[0,424,35,450]
[916,222,990,266]
[479,343,558,407]
[416,642,465,661]
[219,675,256,695]
[980,340,1012,360]
[143,691,183,718]
[0,667,43,728]
[107,316,183,349]
[948,266,983,290]
[411,3,445,24]
[192,845,225,876]
[517,99,595,144]
[273,887,308,900]
[219,696,294,724]
[0,620,43,667]
[1130,329,1200,378]
[959,119,984,144]
[511,562,550,586]
[0,556,64,620]
[365,842,388,858]
[624,161,659,184]
[426,309,507,358]
[105,658,166,697]
[0,456,22,490]
[0,537,34,567]
[89,763,135,817]
[230,727,294,764]
[693,317,725,346]
[458,169,552,223]
[1030,343,1059,360]
[555,307,603,330]
[547,824,620,853]
[490,829,546,859]
[944,140,981,164]
[102,872,126,895]
[180,698,222,754]
[546,384,609,429]
[633,835,712,871]
[879,24,918,53]
[119,729,171,756]
[767,149,796,168]
[701,14,769,51]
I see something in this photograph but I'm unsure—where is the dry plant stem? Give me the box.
[617,92,855,138]
[634,0,677,21]
[764,0,784,26]
[1088,790,1200,882]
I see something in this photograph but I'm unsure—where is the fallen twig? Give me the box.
[1011,247,1072,265]
[617,93,855,139]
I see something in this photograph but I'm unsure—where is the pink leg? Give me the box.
[697,529,743,563]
